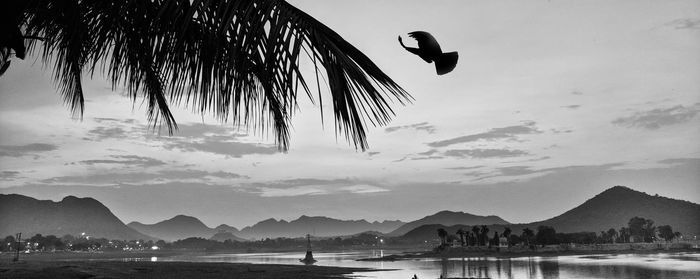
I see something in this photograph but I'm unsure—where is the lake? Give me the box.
[148,250,700,279]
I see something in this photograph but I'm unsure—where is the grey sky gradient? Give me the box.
[1,0,699,228]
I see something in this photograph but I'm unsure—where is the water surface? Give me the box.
[152,250,700,279]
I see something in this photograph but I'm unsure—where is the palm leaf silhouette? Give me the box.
[11,0,410,150]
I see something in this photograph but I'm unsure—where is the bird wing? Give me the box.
[408,31,442,54]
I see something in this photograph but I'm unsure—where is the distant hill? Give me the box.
[400,224,475,242]
[210,231,247,242]
[0,194,153,240]
[215,224,239,234]
[237,215,405,239]
[530,186,700,235]
[388,210,510,236]
[128,215,226,242]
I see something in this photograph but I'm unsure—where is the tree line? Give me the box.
[435,216,684,249]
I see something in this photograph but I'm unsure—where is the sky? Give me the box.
[1,0,699,229]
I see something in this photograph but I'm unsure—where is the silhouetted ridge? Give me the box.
[0,194,153,240]
[531,185,700,235]
[388,210,510,237]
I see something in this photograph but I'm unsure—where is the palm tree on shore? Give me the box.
[479,225,489,246]
[522,228,534,247]
[471,226,481,247]
[1,0,410,150]
[503,227,512,247]
[437,228,448,246]
[455,228,466,247]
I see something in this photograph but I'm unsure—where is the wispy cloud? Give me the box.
[0,143,58,157]
[41,169,248,186]
[562,105,581,110]
[249,179,389,197]
[612,104,700,129]
[0,171,20,180]
[443,148,529,158]
[79,155,166,167]
[428,121,541,147]
[385,122,436,134]
[666,18,700,30]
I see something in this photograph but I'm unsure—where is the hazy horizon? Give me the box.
[1,0,699,229]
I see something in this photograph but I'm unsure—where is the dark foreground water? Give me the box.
[148,250,700,279]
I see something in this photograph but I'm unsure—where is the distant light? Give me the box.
[151,246,159,250]
[150,256,158,262]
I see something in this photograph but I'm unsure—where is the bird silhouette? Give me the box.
[399,31,458,75]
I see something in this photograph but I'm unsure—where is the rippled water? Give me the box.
[152,250,700,279]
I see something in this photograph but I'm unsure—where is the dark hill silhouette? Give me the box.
[210,231,247,242]
[400,224,466,241]
[215,224,240,234]
[529,186,700,235]
[0,194,152,240]
[388,210,510,237]
[128,215,225,242]
[237,215,405,239]
[398,186,700,240]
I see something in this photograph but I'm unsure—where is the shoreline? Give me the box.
[357,247,700,261]
[0,259,383,279]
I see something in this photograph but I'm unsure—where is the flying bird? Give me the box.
[399,31,458,75]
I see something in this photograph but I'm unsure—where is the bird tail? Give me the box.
[434,52,458,75]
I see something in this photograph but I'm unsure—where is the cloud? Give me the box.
[658,158,700,166]
[428,121,541,147]
[154,123,278,157]
[248,179,389,197]
[79,155,166,167]
[257,185,328,197]
[612,104,700,129]
[443,148,529,158]
[385,122,436,134]
[0,143,58,157]
[164,139,278,157]
[445,166,484,170]
[562,105,581,110]
[339,184,389,194]
[41,169,248,186]
[666,18,700,30]
[0,171,20,180]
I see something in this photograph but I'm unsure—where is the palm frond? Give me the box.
[22,0,411,150]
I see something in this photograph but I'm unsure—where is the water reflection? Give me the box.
[151,251,700,279]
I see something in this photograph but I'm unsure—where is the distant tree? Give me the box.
[657,225,674,242]
[607,228,617,244]
[456,228,466,247]
[643,219,656,242]
[3,235,15,252]
[673,232,683,242]
[521,228,534,247]
[490,231,499,247]
[471,226,481,246]
[437,228,448,246]
[618,227,629,243]
[535,226,557,246]
[479,225,490,246]
[503,227,512,247]
[628,216,647,242]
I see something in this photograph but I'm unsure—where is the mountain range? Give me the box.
[0,194,152,240]
[3,186,697,242]
[236,216,405,239]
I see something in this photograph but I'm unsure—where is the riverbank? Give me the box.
[358,243,700,261]
[0,260,380,279]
